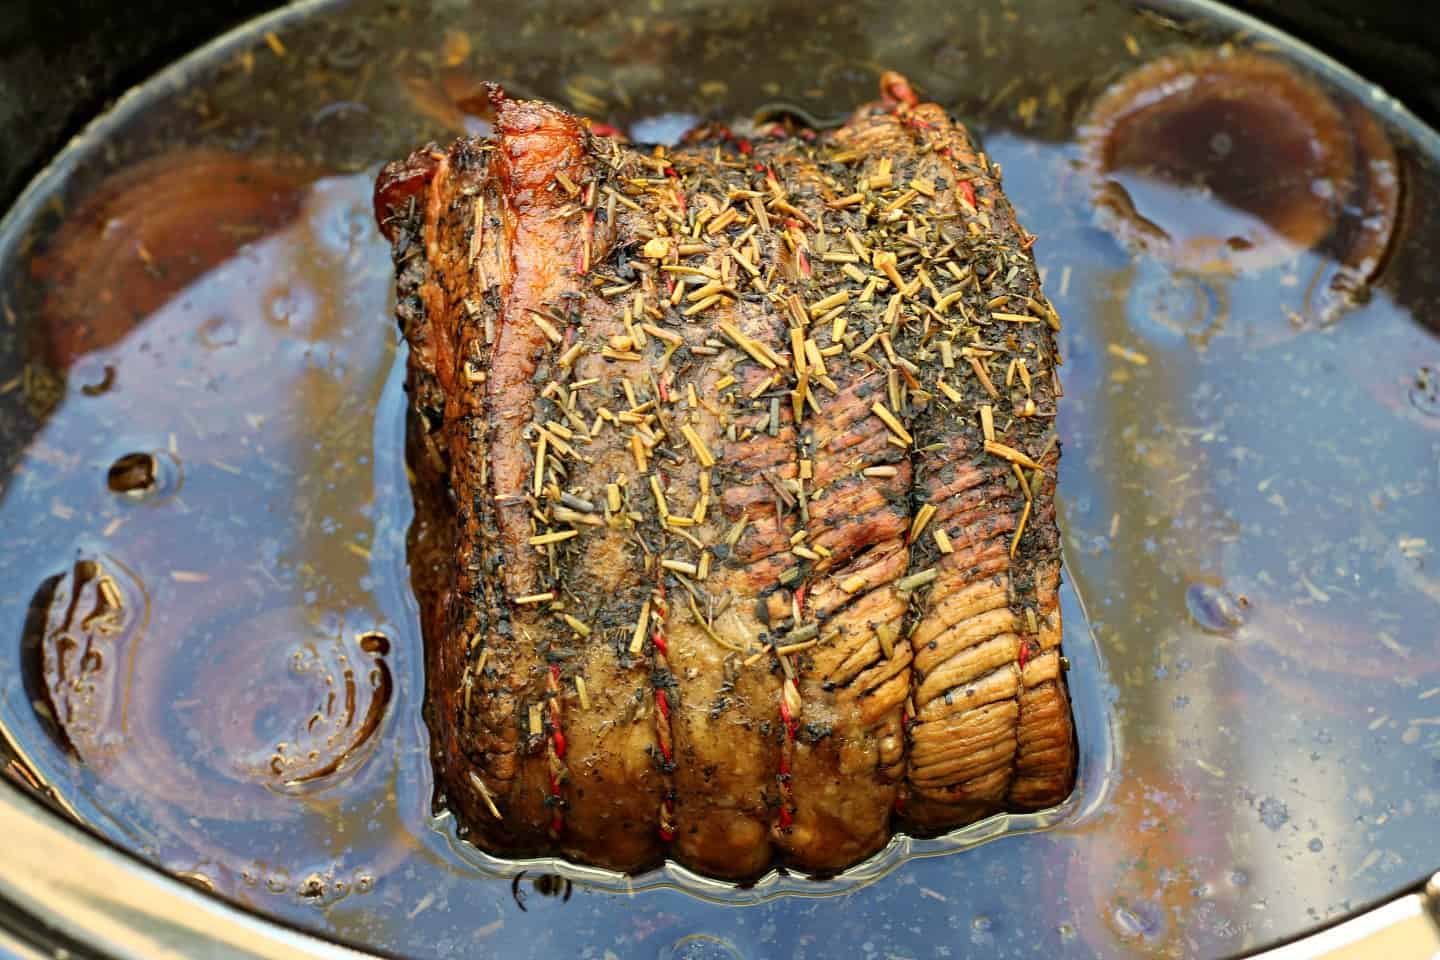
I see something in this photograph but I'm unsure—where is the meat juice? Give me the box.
[0,0,1437,956]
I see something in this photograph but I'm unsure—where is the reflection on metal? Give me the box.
[0,781,376,960]
[1248,874,1440,960]
[0,718,83,826]
[2,756,1435,960]
[0,924,61,960]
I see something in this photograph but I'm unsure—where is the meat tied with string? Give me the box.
[375,72,1076,880]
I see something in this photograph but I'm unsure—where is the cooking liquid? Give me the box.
[0,0,1438,956]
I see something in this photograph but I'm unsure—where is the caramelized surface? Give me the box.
[380,75,1076,879]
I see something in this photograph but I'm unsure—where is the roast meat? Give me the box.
[375,73,1075,880]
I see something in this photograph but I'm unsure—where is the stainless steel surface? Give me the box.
[1,0,1439,956]
[4,763,1439,960]
[0,782,376,959]
[0,923,68,960]
[1247,874,1440,959]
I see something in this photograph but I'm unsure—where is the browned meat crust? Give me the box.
[377,73,1075,881]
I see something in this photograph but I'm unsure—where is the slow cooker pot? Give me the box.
[3,2,1439,957]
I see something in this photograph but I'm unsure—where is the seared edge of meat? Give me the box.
[852,81,1073,830]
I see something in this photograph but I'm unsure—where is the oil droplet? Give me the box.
[1127,266,1224,346]
[23,553,147,760]
[1258,796,1290,831]
[1110,898,1165,941]
[1409,365,1440,418]
[196,315,240,350]
[1184,582,1249,634]
[358,630,390,656]
[264,284,319,334]
[970,913,995,946]
[106,453,154,496]
[1308,837,1325,852]
[297,873,326,899]
[106,450,182,501]
[1229,868,1251,888]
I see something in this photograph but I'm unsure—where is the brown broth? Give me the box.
[1,0,1438,957]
